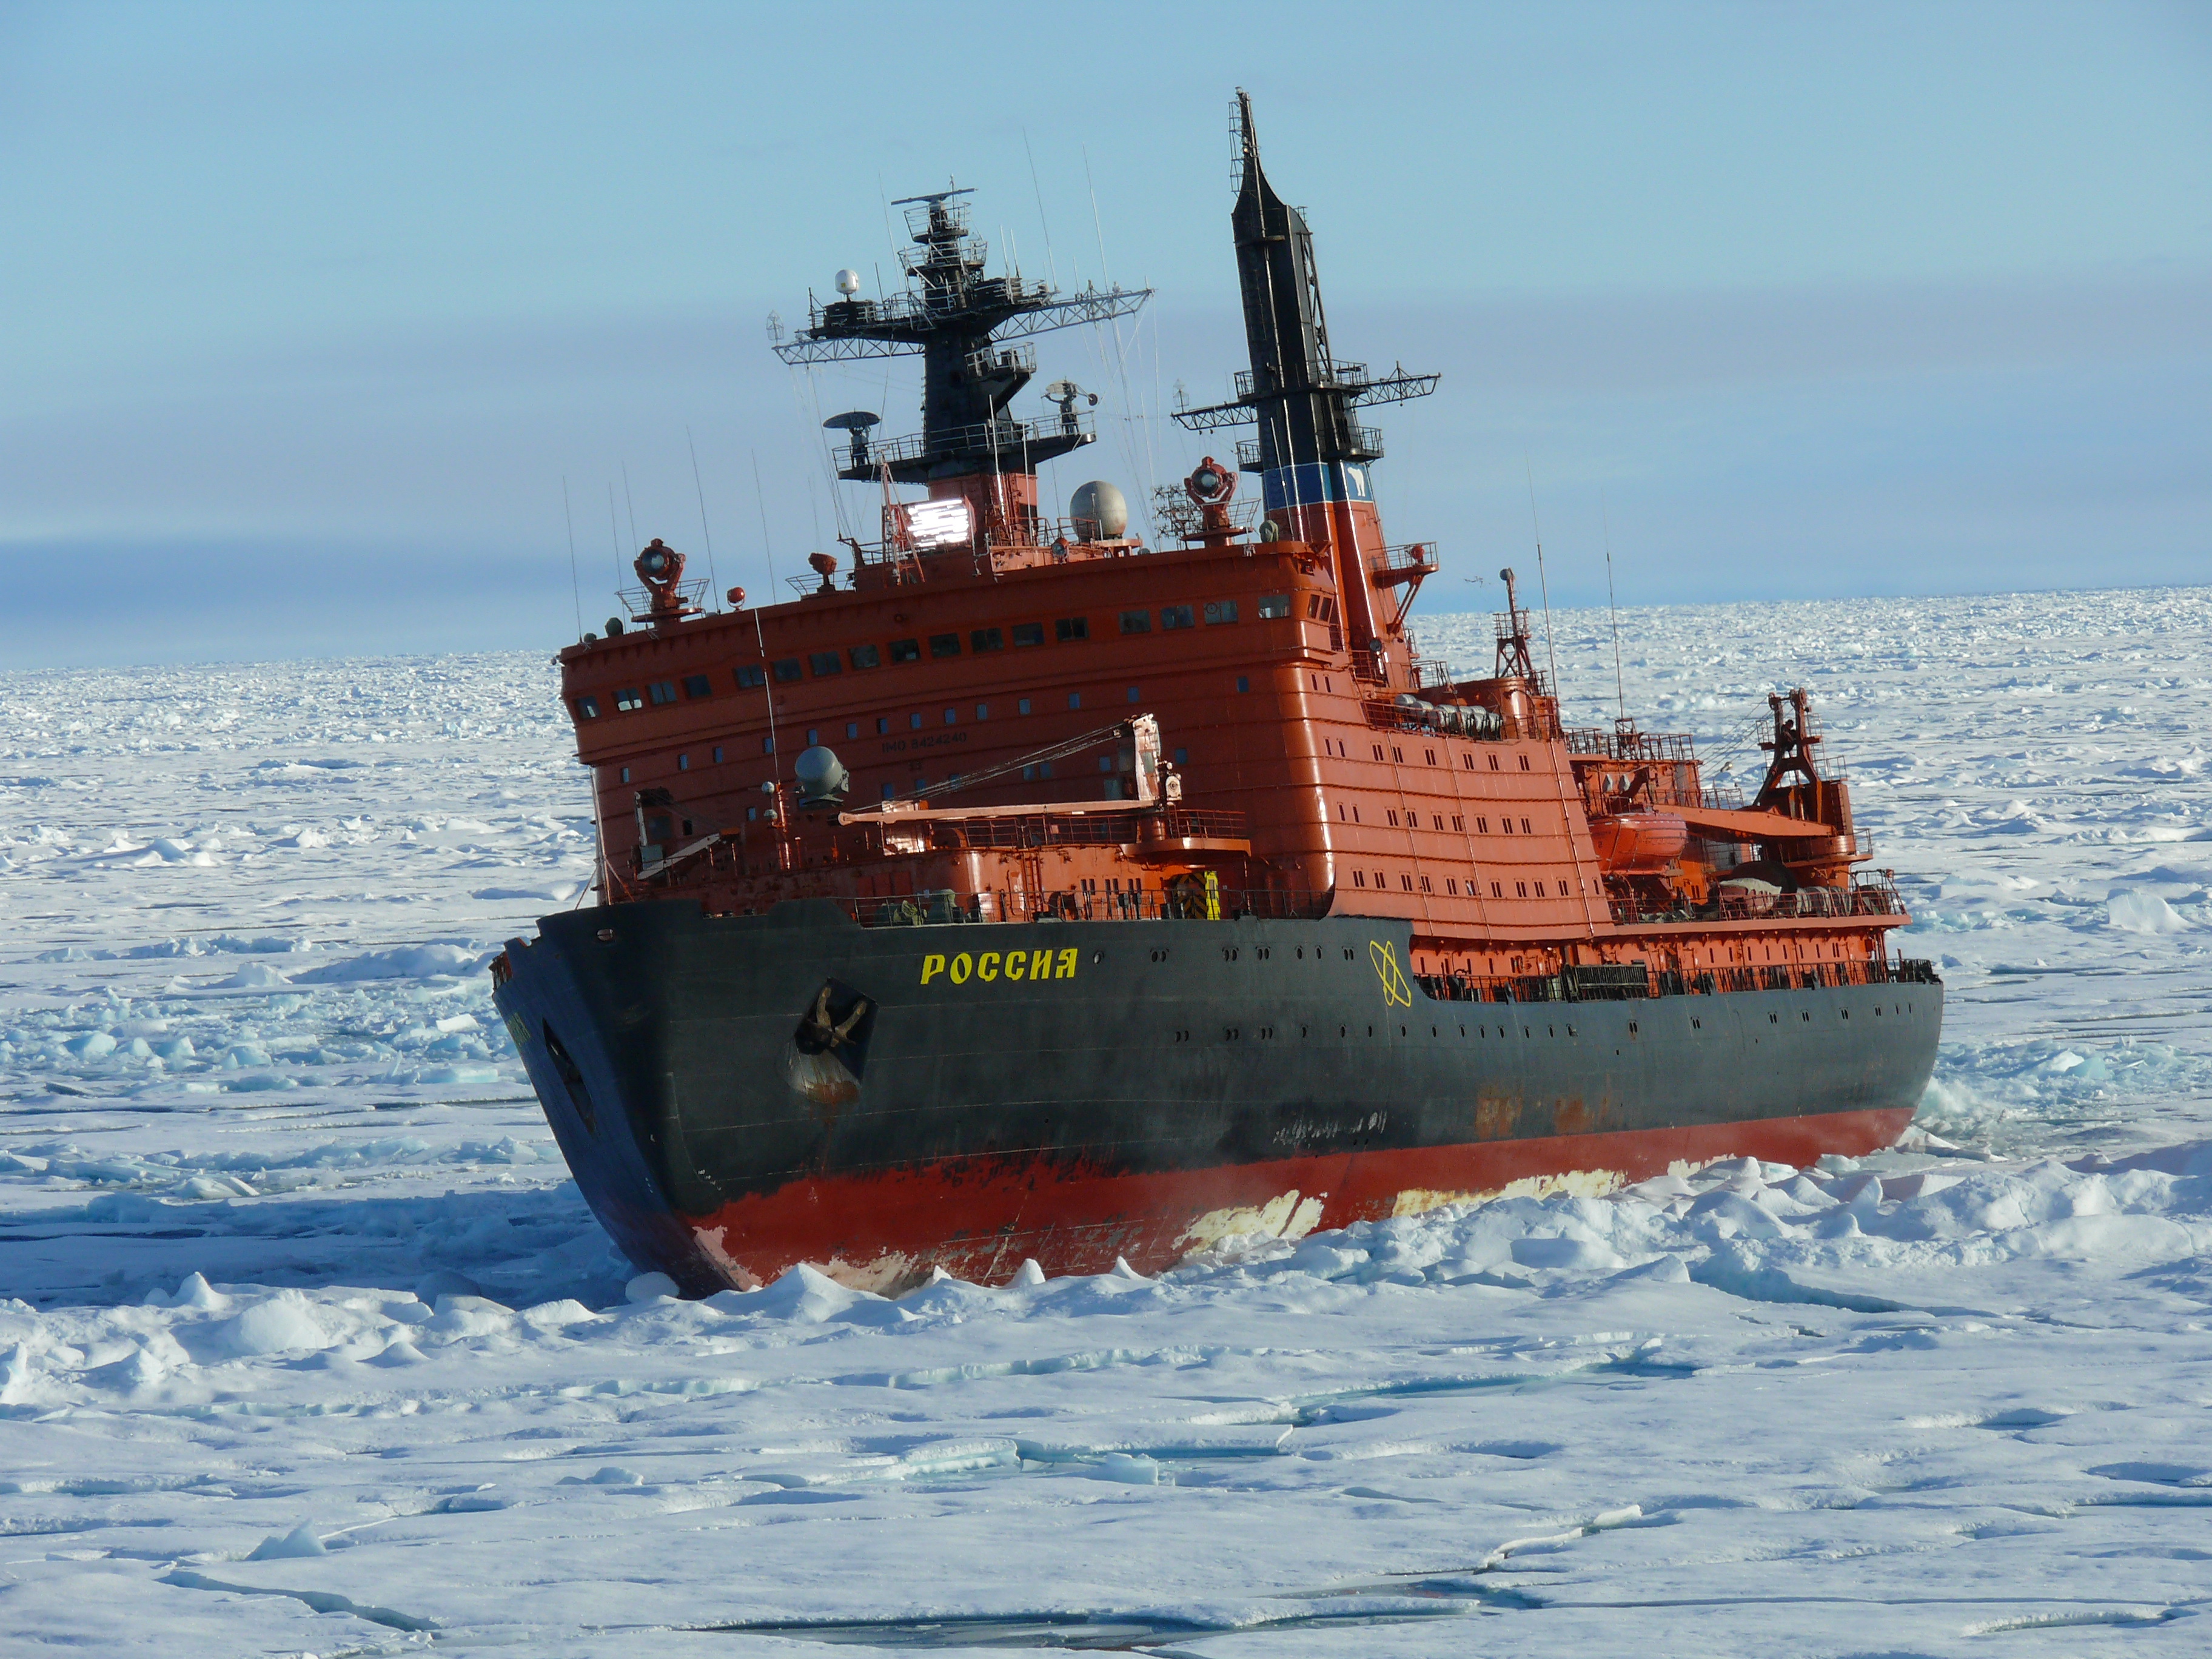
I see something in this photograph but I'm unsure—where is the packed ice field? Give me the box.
[1,584,2208,1657]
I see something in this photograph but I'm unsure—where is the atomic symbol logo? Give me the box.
[1369,939,1413,1008]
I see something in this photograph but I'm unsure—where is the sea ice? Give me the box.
[2,589,2209,1655]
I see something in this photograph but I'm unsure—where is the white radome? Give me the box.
[1069,480,1128,540]
[834,268,862,296]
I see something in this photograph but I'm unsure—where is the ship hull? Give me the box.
[494,900,1942,1295]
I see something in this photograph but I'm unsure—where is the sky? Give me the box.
[2,0,2207,668]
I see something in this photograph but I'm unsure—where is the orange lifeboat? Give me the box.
[1589,811,1689,873]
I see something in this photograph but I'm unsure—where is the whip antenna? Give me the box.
[561,475,583,638]
[1524,456,1560,697]
[750,450,785,793]
[1603,493,1626,723]
[686,426,722,609]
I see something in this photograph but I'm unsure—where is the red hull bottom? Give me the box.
[678,1107,1915,1293]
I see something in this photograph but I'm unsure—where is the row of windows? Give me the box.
[581,662,1263,727]
[1350,869,1572,900]
[580,674,716,719]
[1337,802,1538,836]
[730,615,1099,691]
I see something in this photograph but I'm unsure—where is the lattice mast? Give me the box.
[775,189,1150,486]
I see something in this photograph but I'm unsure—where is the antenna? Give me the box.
[750,450,784,794]
[686,427,722,609]
[606,482,623,593]
[1603,493,1626,723]
[561,475,583,638]
[621,461,640,552]
[1524,456,1560,697]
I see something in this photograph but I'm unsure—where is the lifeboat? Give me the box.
[1588,810,1689,873]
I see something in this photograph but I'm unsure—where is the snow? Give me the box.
[2,588,2210,1655]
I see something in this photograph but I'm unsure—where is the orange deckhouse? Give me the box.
[493,95,1942,1296]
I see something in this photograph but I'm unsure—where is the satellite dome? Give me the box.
[1068,480,1128,541]
[794,746,851,809]
[835,269,862,296]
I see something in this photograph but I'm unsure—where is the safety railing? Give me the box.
[1606,880,1905,927]
[826,885,1328,928]
[1416,953,1936,1005]
[872,807,1249,853]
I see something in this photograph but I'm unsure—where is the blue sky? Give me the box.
[3,1,2207,667]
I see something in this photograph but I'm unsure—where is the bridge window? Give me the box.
[614,687,643,711]
[1013,622,1046,647]
[1204,600,1239,625]
[773,659,802,683]
[850,643,881,669]
[648,681,677,705]
[971,628,1004,652]
[574,695,600,719]
[888,638,921,663]
[1491,882,1503,897]
[1401,874,1415,891]
[1161,605,1195,630]
[808,652,841,677]
[1353,870,1366,887]
[1056,617,1089,642]
[734,665,766,689]
[1446,878,1458,894]
[1120,611,1151,634]
[683,675,711,699]
[1257,594,1292,618]
[1516,882,1528,897]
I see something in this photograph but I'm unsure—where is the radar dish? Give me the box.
[822,411,881,432]
[835,269,862,296]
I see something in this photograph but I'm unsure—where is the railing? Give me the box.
[862,412,1095,472]
[1362,697,1547,742]
[1416,953,1937,1005]
[617,578,709,621]
[1151,486,1259,540]
[1230,426,1385,470]
[872,807,1248,853]
[827,885,1327,928]
[1564,726,1697,764]
[1606,880,1905,927]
